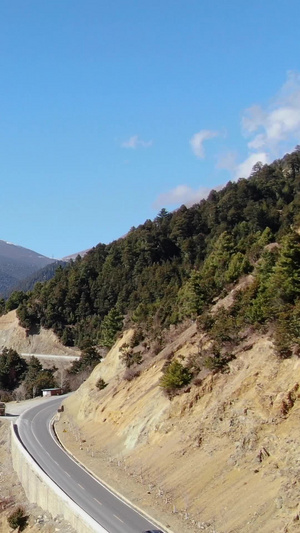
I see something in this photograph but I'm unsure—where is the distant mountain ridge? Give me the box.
[0,240,55,297]
[9,260,67,296]
[61,249,90,261]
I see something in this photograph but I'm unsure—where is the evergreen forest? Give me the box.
[5,148,300,367]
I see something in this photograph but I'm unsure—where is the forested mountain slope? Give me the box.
[0,240,55,297]
[8,260,67,296]
[13,148,300,358]
[3,150,300,532]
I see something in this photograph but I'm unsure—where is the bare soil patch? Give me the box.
[56,328,300,533]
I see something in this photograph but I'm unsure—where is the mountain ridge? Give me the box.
[0,240,56,297]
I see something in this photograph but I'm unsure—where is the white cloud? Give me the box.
[242,71,300,153]
[153,184,221,209]
[154,72,300,212]
[244,104,300,151]
[235,152,269,179]
[190,129,219,158]
[236,71,300,178]
[121,135,153,149]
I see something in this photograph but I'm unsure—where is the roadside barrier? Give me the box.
[11,423,108,533]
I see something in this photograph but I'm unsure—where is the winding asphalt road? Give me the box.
[16,397,160,533]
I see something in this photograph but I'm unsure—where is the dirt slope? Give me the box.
[0,310,79,355]
[56,327,300,533]
[0,307,299,532]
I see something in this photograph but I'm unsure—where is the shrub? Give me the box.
[203,351,235,373]
[160,359,192,396]
[124,367,141,381]
[7,506,27,530]
[120,343,143,367]
[209,308,239,343]
[197,312,214,331]
[96,378,108,390]
[129,328,144,348]
[0,390,13,402]
[273,302,300,358]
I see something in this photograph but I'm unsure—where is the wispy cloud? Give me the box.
[154,72,300,212]
[236,71,300,177]
[190,129,219,158]
[235,152,269,179]
[121,135,153,149]
[153,184,222,209]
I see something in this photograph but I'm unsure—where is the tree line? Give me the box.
[2,148,300,362]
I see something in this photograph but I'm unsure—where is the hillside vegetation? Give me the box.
[55,318,300,533]
[10,148,300,361]
[9,260,67,296]
[2,149,300,532]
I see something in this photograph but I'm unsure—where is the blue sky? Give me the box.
[0,1,300,259]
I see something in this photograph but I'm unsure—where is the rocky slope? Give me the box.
[0,298,299,532]
[0,310,79,355]
[55,324,300,533]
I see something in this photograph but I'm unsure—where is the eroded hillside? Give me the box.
[0,310,79,355]
[55,322,300,533]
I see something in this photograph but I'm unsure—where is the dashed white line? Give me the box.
[113,514,124,523]
[93,498,102,505]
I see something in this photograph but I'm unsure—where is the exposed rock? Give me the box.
[55,328,300,533]
[0,310,79,356]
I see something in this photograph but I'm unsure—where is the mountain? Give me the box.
[61,249,90,262]
[15,147,300,350]
[8,260,67,296]
[0,309,79,356]
[0,240,55,297]
[3,148,300,531]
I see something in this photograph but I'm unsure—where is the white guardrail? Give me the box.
[11,423,108,533]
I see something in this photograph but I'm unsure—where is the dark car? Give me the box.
[143,530,164,533]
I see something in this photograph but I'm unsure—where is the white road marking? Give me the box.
[113,514,124,523]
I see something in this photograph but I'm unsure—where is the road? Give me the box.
[21,352,80,361]
[16,397,159,533]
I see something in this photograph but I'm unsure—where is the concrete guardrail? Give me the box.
[11,423,108,533]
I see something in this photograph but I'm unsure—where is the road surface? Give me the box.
[16,397,160,533]
[21,352,80,361]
